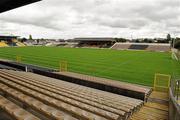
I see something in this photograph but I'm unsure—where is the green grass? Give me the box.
[0,46,179,86]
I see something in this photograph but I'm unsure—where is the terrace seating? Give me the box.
[111,43,171,52]
[8,42,17,46]
[0,95,40,120]
[111,43,131,50]
[0,42,8,47]
[16,42,26,47]
[12,39,26,47]
[0,69,144,120]
[147,44,170,52]
[129,45,148,50]
[55,71,152,101]
[64,44,76,48]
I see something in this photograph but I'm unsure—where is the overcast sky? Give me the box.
[0,0,180,39]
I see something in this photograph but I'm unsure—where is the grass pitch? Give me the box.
[0,46,179,86]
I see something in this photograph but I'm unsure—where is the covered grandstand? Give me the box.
[0,35,25,47]
[74,37,115,48]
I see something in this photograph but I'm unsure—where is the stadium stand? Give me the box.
[111,43,170,52]
[0,41,8,47]
[0,69,144,120]
[129,44,149,50]
[55,72,152,101]
[0,95,40,120]
[111,43,131,50]
[64,43,77,48]
[147,44,170,52]
[0,35,26,47]
[16,42,26,47]
[74,38,115,48]
[13,40,26,47]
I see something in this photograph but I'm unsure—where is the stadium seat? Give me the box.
[0,83,65,120]
[0,79,109,120]
[0,69,146,120]
[0,41,9,47]
[0,70,131,116]
[147,44,170,52]
[129,45,148,50]
[0,95,40,120]
[1,69,144,109]
[111,43,131,50]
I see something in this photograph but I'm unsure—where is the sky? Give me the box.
[0,0,180,39]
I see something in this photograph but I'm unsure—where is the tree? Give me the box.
[143,38,148,43]
[166,34,171,42]
[29,34,33,40]
[135,40,140,43]
[174,38,180,49]
[21,38,27,42]
[114,38,127,42]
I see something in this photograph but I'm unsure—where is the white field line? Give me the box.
[110,43,117,49]
[172,52,179,61]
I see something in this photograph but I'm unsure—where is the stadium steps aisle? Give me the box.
[148,91,169,104]
[111,43,131,50]
[130,91,169,120]
[0,69,144,120]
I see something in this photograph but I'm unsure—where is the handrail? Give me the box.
[169,76,180,120]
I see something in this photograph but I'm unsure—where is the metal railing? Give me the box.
[171,75,180,100]
[172,48,180,61]
[169,75,180,120]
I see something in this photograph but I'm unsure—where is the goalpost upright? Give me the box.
[154,73,171,92]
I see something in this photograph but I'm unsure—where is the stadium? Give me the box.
[0,0,180,120]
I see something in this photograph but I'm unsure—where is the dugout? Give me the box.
[0,0,41,13]
[74,37,115,48]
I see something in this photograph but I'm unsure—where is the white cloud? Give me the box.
[0,0,180,39]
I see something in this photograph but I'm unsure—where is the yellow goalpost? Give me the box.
[154,73,171,92]
[16,55,22,63]
[59,60,68,72]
